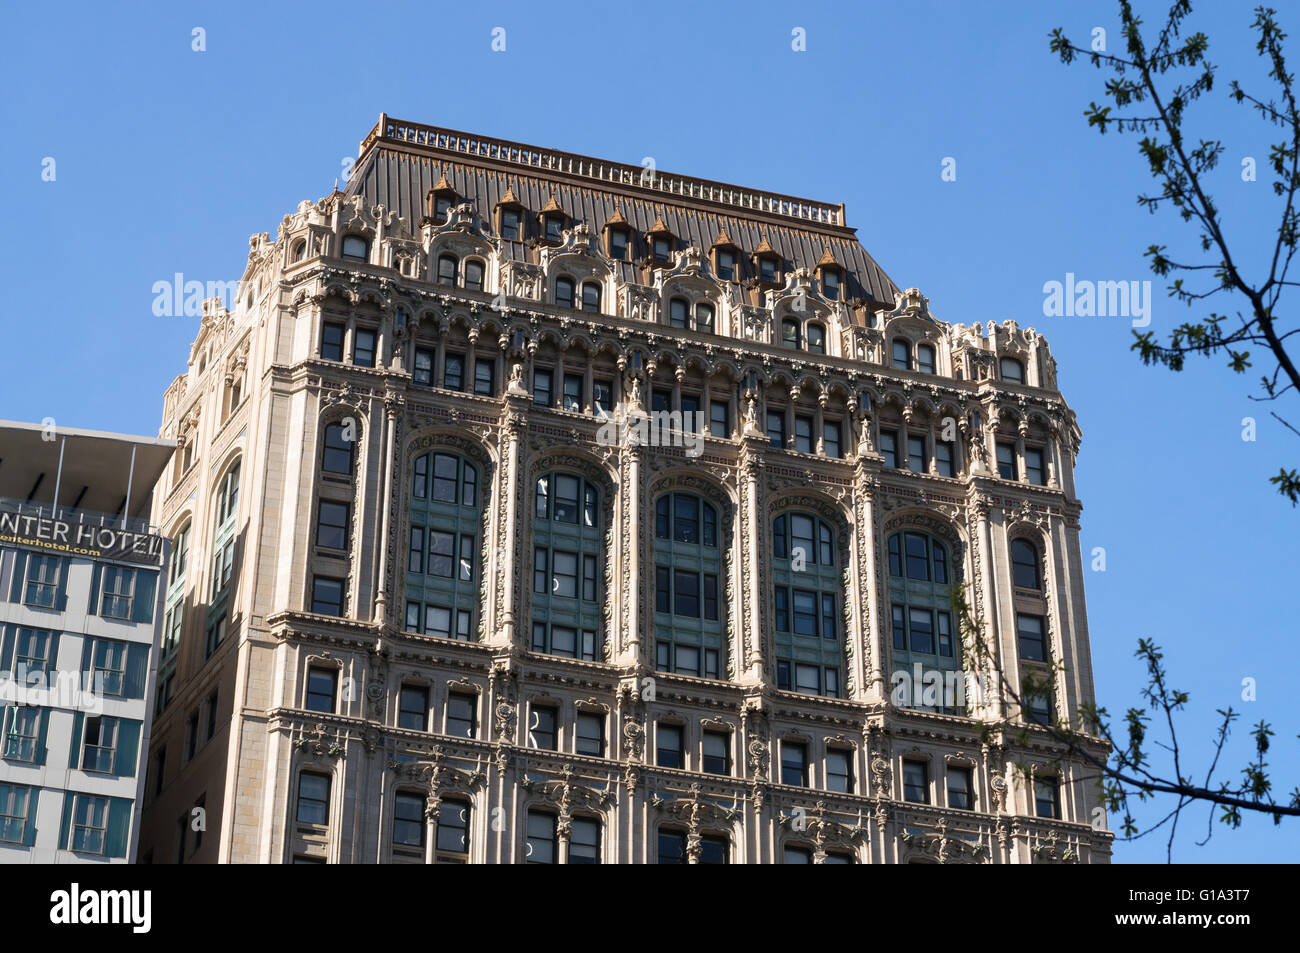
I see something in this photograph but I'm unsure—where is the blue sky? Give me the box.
[1,0,1295,862]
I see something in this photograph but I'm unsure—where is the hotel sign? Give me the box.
[0,504,164,567]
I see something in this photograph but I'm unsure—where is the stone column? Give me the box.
[372,393,402,623]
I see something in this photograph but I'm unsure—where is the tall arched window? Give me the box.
[322,422,354,476]
[892,339,912,370]
[654,492,726,679]
[669,297,690,329]
[772,512,841,697]
[806,323,826,354]
[581,281,601,314]
[781,319,801,349]
[1000,356,1025,384]
[887,530,960,712]
[437,254,459,286]
[695,302,714,333]
[207,461,241,658]
[555,277,575,309]
[1011,539,1041,589]
[532,471,604,659]
[464,259,485,292]
[916,343,936,375]
[406,452,480,640]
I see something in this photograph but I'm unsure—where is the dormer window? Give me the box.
[646,216,676,266]
[653,237,671,262]
[426,174,459,224]
[501,209,522,241]
[544,215,564,243]
[609,228,629,261]
[717,250,736,280]
[1000,357,1025,384]
[822,269,841,300]
[435,196,452,220]
[759,257,778,282]
[341,235,369,262]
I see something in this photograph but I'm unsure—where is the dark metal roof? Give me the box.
[344,118,899,309]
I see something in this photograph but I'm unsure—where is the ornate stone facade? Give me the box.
[138,116,1111,864]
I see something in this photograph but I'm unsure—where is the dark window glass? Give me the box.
[1018,614,1046,661]
[699,835,728,864]
[1035,778,1058,818]
[716,250,735,280]
[807,323,825,354]
[581,282,601,313]
[656,724,683,769]
[473,358,494,396]
[545,216,564,242]
[413,348,434,386]
[353,329,376,368]
[311,577,344,617]
[1025,447,1046,485]
[398,685,428,731]
[569,818,600,864]
[436,800,470,857]
[526,811,557,863]
[781,742,807,786]
[1012,540,1041,589]
[464,260,484,292]
[782,319,801,349]
[653,237,671,262]
[892,339,912,370]
[916,343,936,374]
[759,257,777,281]
[903,761,929,803]
[947,766,973,810]
[702,731,730,775]
[530,706,557,750]
[609,229,628,260]
[446,693,476,738]
[306,668,337,713]
[555,277,575,309]
[443,353,464,391]
[795,416,814,453]
[321,323,345,362]
[393,793,424,849]
[576,713,604,757]
[673,571,699,618]
[767,411,785,448]
[823,420,841,458]
[296,773,330,826]
[655,566,670,613]
[501,209,521,241]
[593,380,613,416]
[1000,356,1025,384]
[996,442,1017,480]
[827,749,853,793]
[322,423,353,475]
[822,269,840,300]
[709,400,729,438]
[437,254,458,286]
[563,374,583,412]
[658,830,686,864]
[696,303,714,333]
[316,500,349,550]
[936,440,955,477]
[879,429,898,468]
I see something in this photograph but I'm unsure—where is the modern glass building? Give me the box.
[0,421,172,863]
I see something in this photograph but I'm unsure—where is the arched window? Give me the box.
[1011,538,1041,589]
[322,422,354,476]
[695,303,714,333]
[406,452,480,641]
[207,460,241,657]
[437,254,458,286]
[669,297,690,329]
[291,239,307,262]
[887,531,960,712]
[1000,356,1025,384]
[581,281,601,314]
[916,343,936,375]
[464,259,485,292]
[653,492,726,679]
[341,235,368,262]
[772,512,841,697]
[806,323,826,355]
[892,339,912,371]
[781,319,801,349]
[532,471,604,660]
[555,277,575,309]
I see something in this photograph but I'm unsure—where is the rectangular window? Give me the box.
[569,817,600,864]
[532,368,553,407]
[1017,614,1047,661]
[501,209,521,241]
[24,555,63,608]
[550,625,577,657]
[81,715,120,773]
[526,811,557,863]
[794,663,820,696]
[407,527,425,574]
[823,420,841,458]
[673,570,699,617]
[821,593,836,641]
[703,574,719,621]
[446,693,476,738]
[776,659,791,690]
[425,606,452,639]
[576,713,605,757]
[205,690,218,741]
[593,380,613,416]
[71,794,109,855]
[674,645,700,676]
[317,500,349,551]
[767,411,786,448]
[609,229,628,261]
[311,576,344,616]
[3,706,40,762]
[654,566,670,614]
[879,428,899,468]
[781,741,808,786]
[908,607,934,653]
[827,749,853,793]
[937,611,954,658]
[552,550,578,599]
[792,590,818,637]
[795,415,814,453]
[709,399,729,438]
[0,783,32,844]
[530,706,557,750]
[996,441,1017,480]
[353,328,376,368]
[716,250,736,280]
[428,531,455,578]
[435,801,470,861]
[1025,446,1046,485]
[702,731,730,775]
[774,587,789,632]
[321,322,345,361]
[398,685,428,731]
[562,374,583,412]
[936,439,955,477]
[296,773,330,826]
[656,724,683,769]
[704,648,719,679]
[100,566,137,619]
[582,554,597,602]
[907,434,927,473]
[947,766,973,810]
[393,793,425,852]
[533,547,548,595]
[306,668,337,713]
[1035,777,1059,818]
[459,534,474,582]
[903,761,929,803]
[473,358,495,396]
[443,353,464,391]
[413,347,434,386]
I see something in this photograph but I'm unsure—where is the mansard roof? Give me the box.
[345,114,899,310]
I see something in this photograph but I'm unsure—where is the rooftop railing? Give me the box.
[362,115,848,228]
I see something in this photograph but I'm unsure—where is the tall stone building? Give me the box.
[139,114,1111,864]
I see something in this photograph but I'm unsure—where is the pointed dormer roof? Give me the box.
[541,195,566,216]
[606,207,629,227]
[496,185,523,208]
[711,226,739,249]
[754,235,776,256]
[816,247,840,269]
[432,172,456,194]
[647,214,674,237]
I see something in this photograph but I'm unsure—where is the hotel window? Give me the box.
[316,500,349,551]
[696,303,714,333]
[1012,539,1041,589]
[709,399,729,438]
[1001,356,1025,384]
[593,380,614,416]
[996,441,1017,480]
[608,228,629,260]
[947,765,973,810]
[443,353,464,391]
[656,723,683,769]
[772,513,842,697]
[398,684,429,731]
[903,761,929,803]
[781,741,808,786]
[1035,777,1059,818]
[413,347,434,386]
[669,297,689,329]
[81,715,136,774]
[784,845,813,864]
[562,374,583,412]
[879,428,899,468]
[1,706,43,763]
[526,811,557,863]
[716,249,736,280]
[555,277,575,309]
[529,705,558,750]
[653,493,726,679]
[781,319,801,349]
[822,268,841,300]
[10,627,56,682]
[1017,613,1047,661]
[473,358,495,396]
[581,281,601,314]
[86,637,146,698]
[21,554,65,608]
[70,794,109,855]
[392,792,425,858]
[321,322,345,361]
[532,472,604,659]
[501,208,522,241]
[794,415,814,453]
[311,576,344,616]
[437,254,458,286]
[576,712,605,757]
[0,783,35,845]
[296,773,330,826]
[464,259,485,292]
[569,817,600,864]
[826,749,853,793]
[341,235,368,262]
[446,692,477,738]
[807,323,826,354]
[435,799,471,863]
[322,422,354,475]
[916,343,936,375]
[353,328,376,368]
[305,667,337,713]
[408,452,480,640]
[892,339,912,370]
[888,531,961,712]
[1025,446,1046,485]
[702,730,731,775]
[823,420,841,458]
[907,434,927,473]
[767,411,786,448]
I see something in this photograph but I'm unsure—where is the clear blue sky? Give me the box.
[2,0,1295,862]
